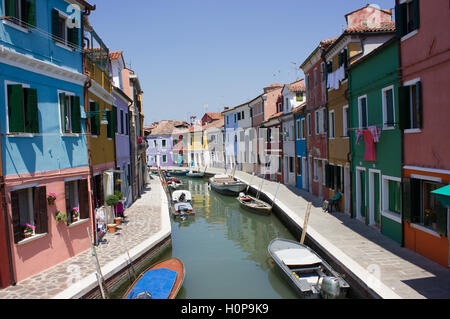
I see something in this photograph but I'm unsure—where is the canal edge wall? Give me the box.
[52,179,172,299]
[241,178,402,299]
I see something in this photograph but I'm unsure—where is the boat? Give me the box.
[167,170,188,176]
[186,170,205,178]
[268,238,349,299]
[167,177,182,190]
[171,190,195,217]
[209,174,247,196]
[237,193,272,216]
[123,258,185,299]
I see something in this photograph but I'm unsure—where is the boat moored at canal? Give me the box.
[237,193,272,216]
[268,238,349,299]
[209,174,247,196]
[171,190,195,217]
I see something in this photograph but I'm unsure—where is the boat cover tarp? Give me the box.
[174,203,193,211]
[126,268,177,299]
[172,191,192,202]
[275,248,322,266]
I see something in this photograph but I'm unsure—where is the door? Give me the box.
[373,172,381,228]
[360,170,366,220]
[318,161,323,199]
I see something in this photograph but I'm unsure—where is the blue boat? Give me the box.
[123,258,185,299]
[168,170,189,176]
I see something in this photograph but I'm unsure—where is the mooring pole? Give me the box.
[300,202,313,245]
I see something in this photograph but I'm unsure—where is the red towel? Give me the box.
[363,130,376,162]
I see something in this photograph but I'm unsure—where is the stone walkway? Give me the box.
[202,166,450,299]
[0,177,164,299]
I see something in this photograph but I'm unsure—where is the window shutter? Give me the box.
[65,182,72,224]
[24,88,39,133]
[325,164,330,188]
[8,84,24,133]
[395,3,406,38]
[34,186,48,234]
[90,101,99,135]
[11,191,23,243]
[78,179,90,220]
[23,0,36,27]
[413,0,420,31]
[107,110,113,138]
[398,86,411,130]
[51,9,60,40]
[71,96,81,133]
[5,0,16,17]
[68,27,79,48]
[403,178,421,223]
[436,204,448,237]
[415,81,423,129]
[113,106,118,133]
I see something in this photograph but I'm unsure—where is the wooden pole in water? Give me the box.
[245,173,255,194]
[271,182,281,209]
[300,202,313,245]
[256,178,264,199]
[87,227,109,299]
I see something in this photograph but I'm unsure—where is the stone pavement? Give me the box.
[0,176,166,299]
[202,166,450,299]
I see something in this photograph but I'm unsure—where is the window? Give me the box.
[315,111,320,135]
[301,118,306,139]
[321,63,326,82]
[289,157,294,173]
[388,180,401,215]
[307,114,311,136]
[65,180,80,224]
[399,81,422,130]
[242,111,245,120]
[237,112,241,121]
[329,110,335,138]
[51,8,80,48]
[322,108,327,133]
[306,74,310,93]
[59,92,81,134]
[358,96,368,129]
[7,83,39,134]
[106,108,114,138]
[382,86,395,128]
[396,0,420,38]
[153,140,157,148]
[11,186,47,243]
[277,103,282,113]
[325,164,342,192]
[313,160,318,181]
[338,49,349,70]
[234,113,237,122]
[296,93,303,102]
[89,101,100,136]
[162,155,167,163]
[343,105,349,137]
[4,0,36,28]
[162,139,167,148]
[314,68,318,88]
[120,110,124,134]
[296,120,301,140]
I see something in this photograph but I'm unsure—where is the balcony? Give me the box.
[84,28,112,92]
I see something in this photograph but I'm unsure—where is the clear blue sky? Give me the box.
[89,0,396,125]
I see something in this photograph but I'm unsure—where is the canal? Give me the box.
[113,176,299,299]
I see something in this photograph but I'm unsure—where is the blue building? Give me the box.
[223,106,238,169]
[0,0,95,284]
[294,106,307,189]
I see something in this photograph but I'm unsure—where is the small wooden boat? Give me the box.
[172,190,195,217]
[268,238,349,299]
[167,177,182,190]
[237,193,272,216]
[123,258,185,299]
[209,174,246,196]
[186,170,205,178]
[168,170,188,176]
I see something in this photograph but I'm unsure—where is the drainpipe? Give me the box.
[0,177,15,286]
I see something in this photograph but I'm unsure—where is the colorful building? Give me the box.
[0,0,94,284]
[293,103,307,190]
[301,38,335,198]
[348,38,402,244]
[396,0,450,267]
[324,5,395,215]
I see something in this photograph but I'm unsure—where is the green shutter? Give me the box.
[8,84,24,133]
[5,0,16,17]
[68,27,79,48]
[51,9,60,39]
[106,110,113,138]
[71,96,81,133]
[398,86,411,130]
[113,106,118,133]
[22,0,36,27]
[395,3,406,38]
[90,101,98,135]
[24,88,39,133]
[415,81,423,129]
[413,0,420,31]
[436,204,448,237]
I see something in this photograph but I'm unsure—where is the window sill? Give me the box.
[381,210,401,223]
[2,20,30,33]
[54,41,75,52]
[8,133,35,138]
[382,126,396,131]
[68,218,89,228]
[62,133,80,138]
[410,223,441,238]
[17,233,47,246]
[401,30,418,42]
[404,128,422,134]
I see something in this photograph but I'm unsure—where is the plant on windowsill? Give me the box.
[71,207,80,223]
[137,136,143,144]
[47,192,57,205]
[55,211,67,225]
[22,224,35,239]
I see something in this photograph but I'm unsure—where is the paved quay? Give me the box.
[181,166,450,299]
[0,176,170,299]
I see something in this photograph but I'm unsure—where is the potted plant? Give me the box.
[106,194,120,230]
[71,207,80,223]
[137,136,143,144]
[47,192,57,205]
[55,211,67,225]
[22,224,35,239]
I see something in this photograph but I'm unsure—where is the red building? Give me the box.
[300,38,336,198]
[397,0,450,267]
[0,155,12,288]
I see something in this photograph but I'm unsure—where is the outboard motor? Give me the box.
[320,277,341,299]
[135,291,152,299]
[179,192,186,202]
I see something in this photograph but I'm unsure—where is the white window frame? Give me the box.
[381,175,402,224]
[57,89,77,136]
[1,0,30,33]
[358,95,368,129]
[382,85,396,130]
[328,110,335,139]
[399,0,419,42]
[342,105,349,137]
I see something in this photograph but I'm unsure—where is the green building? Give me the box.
[349,38,402,244]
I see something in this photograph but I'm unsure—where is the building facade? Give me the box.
[396,0,450,267]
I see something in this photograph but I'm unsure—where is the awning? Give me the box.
[431,185,450,208]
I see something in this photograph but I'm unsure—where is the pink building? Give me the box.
[397,0,450,267]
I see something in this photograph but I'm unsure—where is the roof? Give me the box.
[300,37,338,70]
[74,0,95,10]
[344,4,393,19]
[204,113,224,121]
[292,102,307,115]
[203,118,224,131]
[150,121,181,136]
[109,51,123,60]
[283,79,306,94]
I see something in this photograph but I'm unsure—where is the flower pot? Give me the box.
[72,217,79,223]
[24,233,33,239]
[114,217,122,225]
[47,199,55,205]
[107,224,117,233]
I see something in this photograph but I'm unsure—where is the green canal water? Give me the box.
[114,176,299,299]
